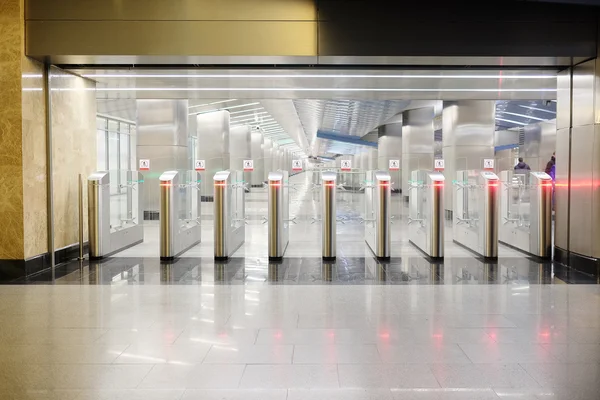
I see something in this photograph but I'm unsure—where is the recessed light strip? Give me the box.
[99,88,556,93]
[496,117,529,126]
[188,99,237,109]
[84,73,556,79]
[518,105,557,114]
[497,111,546,121]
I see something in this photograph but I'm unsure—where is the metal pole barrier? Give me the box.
[322,171,337,260]
[78,173,84,260]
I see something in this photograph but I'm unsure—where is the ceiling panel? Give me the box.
[495,100,556,130]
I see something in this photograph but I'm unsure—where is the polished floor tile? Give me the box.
[203,344,293,364]
[239,364,339,389]
[338,364,440,388]
[287,389,395,400]
[293,344,382,364]
[429,363,541,389]
[0,172,599,400]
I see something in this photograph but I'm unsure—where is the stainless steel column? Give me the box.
[321,171,337,260]
[430,173,445,258]
[374,171,391,259]
[268,171,289,260]
[87,172,109,258]
[407,170,444,258]
[530,172,553,258]
[159,171,177,259]
[482,172,499,258]
[214,171,230,259]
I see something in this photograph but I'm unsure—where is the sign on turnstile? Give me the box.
[434,159,445,170]
[483,159,495,169]
[194,160,206,171]
[292,160,302,171]
[389,160,400,170]
[243,160,254,171]
[139,159,150,171]
[341,160,352,171]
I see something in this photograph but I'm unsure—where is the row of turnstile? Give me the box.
[87,168,553,262]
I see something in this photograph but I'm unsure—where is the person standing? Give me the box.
[514,157,531,171]
[545,152,556,179]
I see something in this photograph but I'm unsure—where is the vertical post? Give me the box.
[268,172,284,260]
[43,63,55,280]
[483,176,499,258]
[430,175,445,258]
[78,173,84,260]
[322,171,337,260]
[375,173,391,259]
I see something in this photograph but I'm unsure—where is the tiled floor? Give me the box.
[1,172,599,399]
[1,284,600,399]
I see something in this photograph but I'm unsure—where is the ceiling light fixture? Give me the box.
[230,112,269,119]
[518,105,556,114]
[84,73,556,79]
[99,88,557,93]
[188,102,261,115]
[230,107,264,114]
[188,99,237,109]
[498,111,546,121]
[496,117,529,126]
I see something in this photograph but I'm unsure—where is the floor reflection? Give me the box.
[9,254,599,285]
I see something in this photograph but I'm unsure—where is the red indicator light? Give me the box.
[379,181,390,187]
[214,181,227,187]
[270,181,281,187]
[540,183,553,187]
[159,182,172,187]
[324,182,336,187]
[432,182,444,187]
[488,183,499,187]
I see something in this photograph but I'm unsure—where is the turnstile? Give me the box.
[214,170,246,260]
[408,170,445,258]
[499,171,552,258]
[321,171,337,260]
[453,170,499,258]
[268,171,289,260]
[364,170,391,259]
[88,171,144,258]
[159,170,201,260]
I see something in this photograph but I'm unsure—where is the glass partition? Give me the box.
[178,170,201,230]
[109,170,142,233]
[501,172,531,228]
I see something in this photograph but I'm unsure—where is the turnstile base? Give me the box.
[408,240,444,260]
[322,256,336,261]
[499,240,551,260]
[214,256,229,261]
[89,239,144,260]
[452,239,497,260]
[269,256,284,261]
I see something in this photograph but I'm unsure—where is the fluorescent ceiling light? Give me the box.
[497,111,546,121]
[230,117,274,124]
[230,112,268,119]
[98,88,557,93]
[230,107,264,114]
[518,105,556,114]
[188,102,261,115]
[496,117,529,125]
[84,73,556,79]
[188,99,237,109]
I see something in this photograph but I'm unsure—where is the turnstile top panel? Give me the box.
[530,171,552,181]
[159,170,179,182]
[480,171,499,180]
[213,170,231,181]
[373,171,391,182]
[88,171,109,184]
[428,171,445,182]
[321,171,337,181]
[268,171,284,182]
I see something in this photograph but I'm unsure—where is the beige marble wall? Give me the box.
[50,67,97,250]
[0,0,25,259]
[21,57,48,258]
